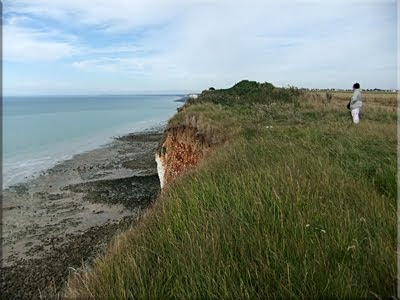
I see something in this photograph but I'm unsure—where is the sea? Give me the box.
[3,94,183,188]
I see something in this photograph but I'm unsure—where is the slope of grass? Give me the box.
[67,82,397,299]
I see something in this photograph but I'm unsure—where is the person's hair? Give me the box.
[353,82,360,89]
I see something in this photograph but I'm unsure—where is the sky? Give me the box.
[3,0,398,95]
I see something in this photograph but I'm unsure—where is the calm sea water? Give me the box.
[3,95,182,188]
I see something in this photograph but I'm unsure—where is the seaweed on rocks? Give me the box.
[65,175,160,210]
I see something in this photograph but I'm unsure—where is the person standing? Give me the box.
[350,82,362,124]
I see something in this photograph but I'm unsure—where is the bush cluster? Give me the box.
[195,80,302,106]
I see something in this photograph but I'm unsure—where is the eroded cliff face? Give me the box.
[156,126,211,188]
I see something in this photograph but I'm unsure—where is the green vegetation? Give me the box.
[67,81,397,298]
[191,80,300,106]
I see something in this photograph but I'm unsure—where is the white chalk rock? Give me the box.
[155,153,165,189]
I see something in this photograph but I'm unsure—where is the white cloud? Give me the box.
[3,0,397,91]
[5,0,192,31]
[6,0,393,31]
[85,45,142,55]
[3,23,78,62]
[72,57,150,73]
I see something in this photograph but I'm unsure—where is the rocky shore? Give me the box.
[1,129,164,299]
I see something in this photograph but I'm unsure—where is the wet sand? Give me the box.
[1,129,164,299]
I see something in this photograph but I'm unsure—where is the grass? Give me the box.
[67,82,397,299]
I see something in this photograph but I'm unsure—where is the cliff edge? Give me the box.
[156,125,211,188]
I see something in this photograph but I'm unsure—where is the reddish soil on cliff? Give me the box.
[160,126,211,186]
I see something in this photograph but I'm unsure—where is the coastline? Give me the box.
[1,128,164,299]
[3,122,168,190]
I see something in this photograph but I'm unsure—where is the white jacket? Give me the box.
[350,89,362,109]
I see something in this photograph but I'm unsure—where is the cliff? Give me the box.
[67,81,397,299]
[156,125,211,188]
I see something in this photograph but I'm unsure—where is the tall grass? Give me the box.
[67,82,397,298]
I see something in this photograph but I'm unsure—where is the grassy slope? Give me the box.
[67,82,397,299]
